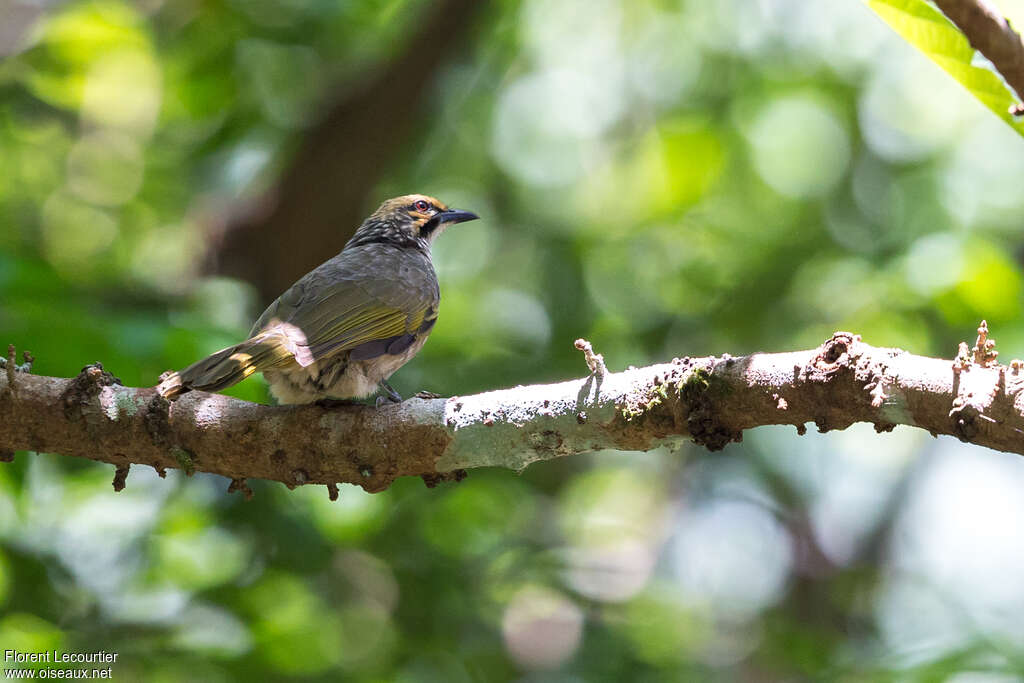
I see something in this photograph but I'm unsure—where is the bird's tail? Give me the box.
[157,325,310,399]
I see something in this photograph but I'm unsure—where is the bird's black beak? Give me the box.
[437,209,479,225]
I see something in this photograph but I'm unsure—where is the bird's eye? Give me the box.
[413,200,431,212]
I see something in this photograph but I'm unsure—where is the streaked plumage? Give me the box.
[157,194,478,404]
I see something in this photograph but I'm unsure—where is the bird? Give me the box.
[157,194,479,404]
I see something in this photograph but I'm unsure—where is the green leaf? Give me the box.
[866,0,1024,136]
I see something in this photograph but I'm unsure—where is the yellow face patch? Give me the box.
[364,194,455,240]
[404,195,448,234]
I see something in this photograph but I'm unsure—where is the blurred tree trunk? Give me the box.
[204,0,486,305]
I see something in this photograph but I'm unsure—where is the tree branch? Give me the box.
[3,329,1023,497]
[933,0,1024,109]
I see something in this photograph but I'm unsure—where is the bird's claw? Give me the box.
[378,380,403,404]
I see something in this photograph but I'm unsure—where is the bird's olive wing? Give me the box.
[250,246,438,367]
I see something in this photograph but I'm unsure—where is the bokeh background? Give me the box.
[3,0,1024,679]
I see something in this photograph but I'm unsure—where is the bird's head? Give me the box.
[346,194,479,251]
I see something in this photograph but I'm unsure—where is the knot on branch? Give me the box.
[61,363,123,421]
[811,332,861,375]
[950,396,982,441]
[616,358,744,452]
[145,393,173,447]
[677,362,742,451]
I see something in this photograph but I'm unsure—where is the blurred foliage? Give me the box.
[868,0,1024,136]
[3,0,1024,680]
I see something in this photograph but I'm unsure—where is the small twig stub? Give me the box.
[972,320,999,367]
[574,338,607,378]
[228,478,254,500]
[112,465,129,492]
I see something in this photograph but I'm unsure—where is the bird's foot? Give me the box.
[377,380,403,405]
[413,390,443,399]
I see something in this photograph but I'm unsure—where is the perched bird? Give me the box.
[158,194,478,404]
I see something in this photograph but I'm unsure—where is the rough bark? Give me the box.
[933,0,1024,109]
[2,330,1023,497]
